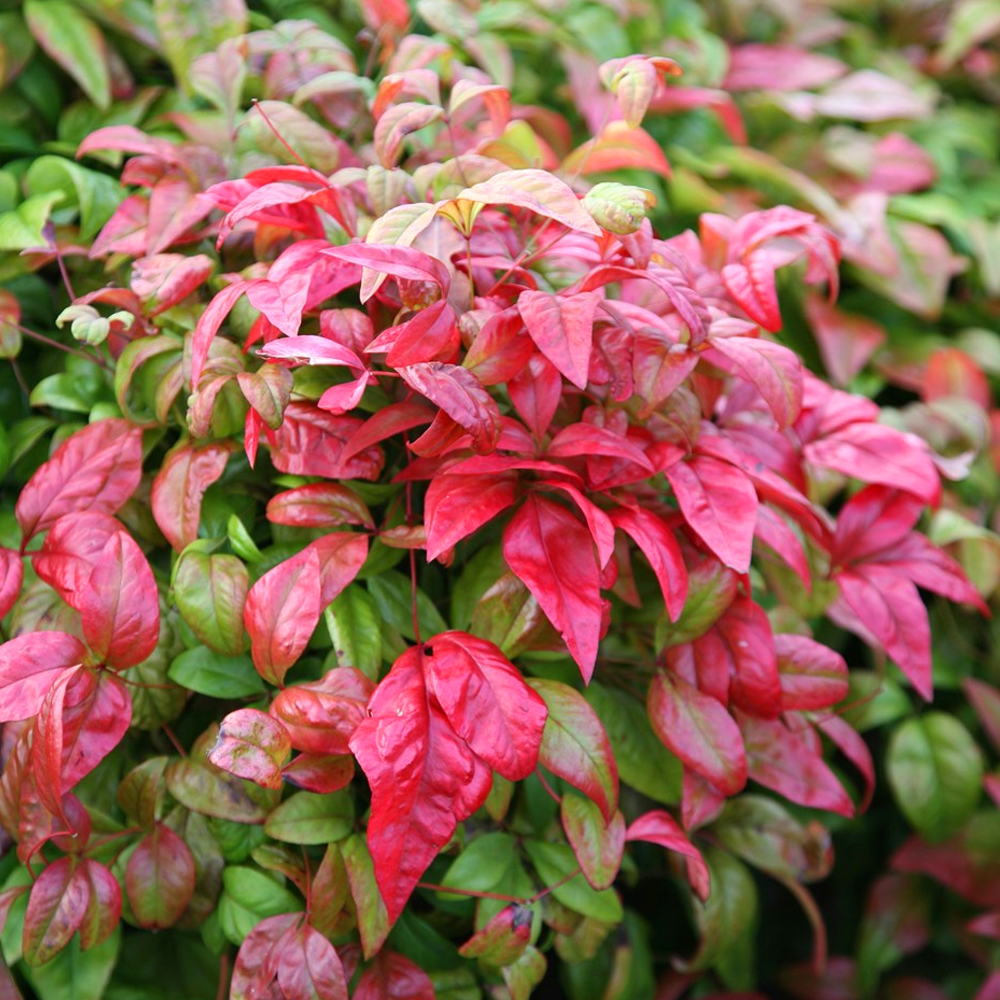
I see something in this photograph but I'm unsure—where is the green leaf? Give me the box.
[439,833,518,901]
[29,373,107,414]
[887,712,984,842]
[153,0,247,93]
[264,790,355,844]
[168,647,265,699]
[0,192,63,251]
[323,584,382,681]
[523,841,623,923]
[173,549,249,655]
[22,926,120,1000]
[24,1,110,109]
[585,683,681,805]
[367,569,447,641]
[679,847,757,985]
[221,866,301,917]
[25,156,123,241]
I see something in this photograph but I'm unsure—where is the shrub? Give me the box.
[0,2,997,999]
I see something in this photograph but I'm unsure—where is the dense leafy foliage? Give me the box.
[1,2,1000,999]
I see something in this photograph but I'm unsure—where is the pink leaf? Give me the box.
[209,709,292,790]
[0,633,88,723]
[775,635,849,712]
[626,809,710,901]
[707,335,803,427]
[0,547,23,620]
[131,253,214,316]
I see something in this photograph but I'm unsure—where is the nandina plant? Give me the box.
[0,5,993,999]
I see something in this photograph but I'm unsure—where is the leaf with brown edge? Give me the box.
[16,419,143,543]
[424,631,548,781]
[527,678,618,821]
[648,670,747,797]
[80,529,160,669]
[125,821,197,930]
[503,495,604,682]
[349,647,492,923]
[626,809,710,902]
[266,483,374,530]
[151,440,233,552]
[0,632,88,723]
[209,709,292,790]
[354,950,436,1000]
[78,859,122,951]
[22,856,91,966]
[561,793,626,891]
[517,291,600,390]
[276,923,349,1000]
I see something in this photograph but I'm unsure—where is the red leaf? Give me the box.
[424,471,519,562]
[648,670,747,796]
[271,668,374,755]
[78,859,121,951]
[32,668,83,822]
[258,335,365,371]
[817,713,875,814]
[665,455,757,573]
[269,402,385,481]
[740,714,854,817]
[425,631,547,780]
[231,913,300,1000]
[349,647,492,923]
[804,294,885,388]
[246,534,368,686]
[16,419,143,543]
[562,121,673,178]
[151,441,232,552]
[528,679,618,820]
[126,821,197,929]
[503,495,604,681]
[626,810,710,901]
[378,300,459,367]
[32,512,121,610]
[276,923,348,1000]
[706,336,803,428]
[507,353,562,437]
[831,485,923,565]
[146,173,213,255]
[715,597,782,718]
[266,484,374,530]
[829,565,931,700]
[354,951,435,1000]
[56,671,131,790]
[22,857,91,966]
[610,506,687,621]
[517,291,600,390]
[721,259,782,332]
[209,709,292,789]
[282,754,355,794]
[0,632,88,723]
[340,401,435,464]
[775,635,849,712]
[131,253,214,316]
[79,529,159,669]
[0,547,23,620]
[397,362,501,455]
